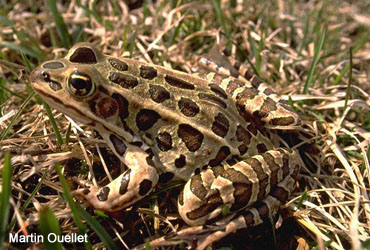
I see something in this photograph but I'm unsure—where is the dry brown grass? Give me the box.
[0,0,369,249]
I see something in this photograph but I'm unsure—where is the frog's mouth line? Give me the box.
[31,82,136,143]
[31,84,95,126]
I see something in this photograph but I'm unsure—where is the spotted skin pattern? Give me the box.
[30,42,301,248]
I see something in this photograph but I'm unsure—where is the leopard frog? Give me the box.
[30,42,301,227]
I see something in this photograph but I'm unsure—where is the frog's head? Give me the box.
[29,43,115,126]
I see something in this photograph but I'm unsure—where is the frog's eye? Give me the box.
[67,71,95,97]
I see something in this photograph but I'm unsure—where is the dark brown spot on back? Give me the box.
[260,97,277,116]
[69,47,97,64]
[178,124,204,151]
[136,109,161,130]
[263,88,274,95]
[175,154,186,168]
[139,179,153,196]
[257,143,268,154]
[178,98,200,117]
[109,72,138,88]
[236,125,251,145]
[209,84,227,99]
[271,116,295,126]
[209,146,230,166]
[165,75,195,90]
[146,156,156,167]
[212,113,229,138]
[247,123,258,136]
[159,172,175,183]
[119,169,131,194]
[140,66,157,80]
[156,132,172,151]
[237,87,258,101]
[112,93,129,119]
[198,93,227,109]
[110,134,127,155]
[238,144,248,155]
[108,58,128,71]
[97,187,110,201]
[149,84,170,103]
[226,80,244,94]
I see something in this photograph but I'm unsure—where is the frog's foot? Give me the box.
[178,148,300,226]
[73,144,159,212]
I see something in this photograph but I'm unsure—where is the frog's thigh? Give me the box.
[178,148,300,226]
[74,141,159,212]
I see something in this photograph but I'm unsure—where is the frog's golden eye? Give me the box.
[67,71,95,97]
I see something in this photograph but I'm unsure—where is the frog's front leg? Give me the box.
[74,137,159,212]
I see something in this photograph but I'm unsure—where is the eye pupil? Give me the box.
[71,77,88,90]
[68,71,94,97]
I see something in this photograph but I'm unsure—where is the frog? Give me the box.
[30,42,301,246]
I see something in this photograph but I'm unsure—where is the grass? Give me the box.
[0,0,369,249]
[0,153,11,250]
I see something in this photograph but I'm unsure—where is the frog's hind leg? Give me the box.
[178,148,300,226]
[137,149,300,250]
[197,33,300,128]
[73,134,159,212]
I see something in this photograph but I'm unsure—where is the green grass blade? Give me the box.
[298,13,310,55]
[333,31,369,85]
[46,0,71,48]
[248,31,261,76]
[0,91,35,140]
[121,25,129,53]
[21,52,33,72]
[128,31,137,58]
[55,164,92,250]
[0,14,14,26]
[42,101,63,146]
[38,208,62,250]
[343,47,353,111]
[0,42,43,61]
[8,171,48,232]
[303,26,326,94]
[296,190,309,209]
[0,78,10,104]
[0,152,12,250]
[166,19,183,47]
[211,0,229,37]
[363,238,370,249]
[77,206,119,250]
